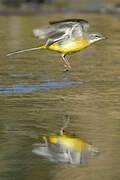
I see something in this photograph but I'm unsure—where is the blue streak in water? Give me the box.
[0,81,83,95]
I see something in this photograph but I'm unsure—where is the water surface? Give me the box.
[0,14,120,180]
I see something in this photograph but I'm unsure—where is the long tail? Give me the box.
[6,45,45,56]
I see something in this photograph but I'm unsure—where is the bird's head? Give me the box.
[87,32,107,44]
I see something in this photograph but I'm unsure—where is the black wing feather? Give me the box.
[49,19,88,25]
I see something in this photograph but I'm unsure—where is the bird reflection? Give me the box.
[32,116,100,165]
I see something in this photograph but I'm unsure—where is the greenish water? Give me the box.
[0,14,120,180]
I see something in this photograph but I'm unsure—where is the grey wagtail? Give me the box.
[7,19,106,71]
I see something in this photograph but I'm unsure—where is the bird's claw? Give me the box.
[64,65,71,72]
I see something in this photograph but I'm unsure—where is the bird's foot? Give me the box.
[64,65,71,72]
[64,68,69,72]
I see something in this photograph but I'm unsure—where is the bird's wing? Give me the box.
[45,32,69,47]
[49,18,88,25]
[49,19,90,35]
[50,19,89,30]
[33,25,56,39]
[33,19,89,39]
[33,19,90,46]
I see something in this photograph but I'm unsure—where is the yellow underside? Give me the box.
[47,37,89,55]
[47,134,87,152]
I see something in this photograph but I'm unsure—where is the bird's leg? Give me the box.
[60,115,70,135]
[61,54,71,71]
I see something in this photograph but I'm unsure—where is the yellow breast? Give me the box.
[48,134,87,152]
[48,37,89,55]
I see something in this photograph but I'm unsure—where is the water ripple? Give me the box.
[0,81,84,95]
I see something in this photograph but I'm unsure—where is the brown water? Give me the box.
[0,14,120,180]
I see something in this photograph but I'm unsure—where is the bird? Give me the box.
[7,19,106,71]
[33,131,99,165]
